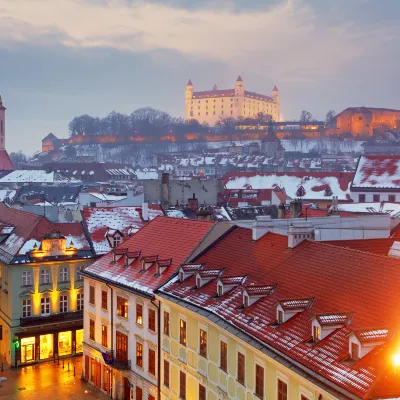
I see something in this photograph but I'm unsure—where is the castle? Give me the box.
[185,76,280,126]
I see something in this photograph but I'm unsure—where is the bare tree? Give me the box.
[300,110,313,123]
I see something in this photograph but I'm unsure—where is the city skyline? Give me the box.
[1,0,399,153]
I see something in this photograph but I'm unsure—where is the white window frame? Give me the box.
[22,299,31,318]
[22,271,32,286]
[40,269,51,284]
[41,297,50,316]
[77,292,84,311]
[59,294,68,313]
[59,267,68,282]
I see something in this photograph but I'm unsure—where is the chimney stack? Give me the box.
[142,202,149,221]
[277,203,285,219]
[252,215,274,241]
[290,199,302,219]
[161,173,170,208]
[188,193,199,211]
[288,222,315,249]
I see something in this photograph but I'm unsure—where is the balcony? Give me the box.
[106,350,131,371]
[20,310,84,327]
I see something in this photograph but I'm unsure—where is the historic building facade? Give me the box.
[185,76,280,126]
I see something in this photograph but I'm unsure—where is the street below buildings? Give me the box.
[0,356,109,400]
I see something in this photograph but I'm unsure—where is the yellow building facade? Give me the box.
[158,296,338,400]
[185,76,280,126]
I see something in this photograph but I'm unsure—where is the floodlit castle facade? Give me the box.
[185,76,280,126]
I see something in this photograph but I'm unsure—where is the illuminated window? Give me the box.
[89,319,95,341]
[164,359,170,387]
[101,290,107,310]
[163,311,170,336]
[77,292,84,311]
[237,352,245,385]
[278,379,287,400]
[313,325,321,341]
[117,296,128,318]
[39,334,54,360]
[148,348,156,375]
[76,329,84,353]
[136,303,143,325]
[89,286,95,305]
[180,319,187,346]
[255,364,264,398]
[40,269,51,284]
[22,299,31,317]
[22,271,32,286]
[59,267,68,282]
[41,297,50,315]
[58,331,72,356]
[59,295,68,313]
[180,371,186,400]
[102,325,108,347]
[148,308,156,332]
[220,341,227,371]
[136,342,143,367]
[199,329,207,358]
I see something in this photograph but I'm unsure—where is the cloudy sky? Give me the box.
[1,0,399,153]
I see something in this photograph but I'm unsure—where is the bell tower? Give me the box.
[0,95,5,150]
[272,86,280,122]
[185,80,194,120]
[235,75,244,97]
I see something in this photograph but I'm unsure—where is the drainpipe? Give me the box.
[151,298,161,400]
[106,283,114,399]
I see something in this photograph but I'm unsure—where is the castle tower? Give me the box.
[0,95,5,150]
[235,75,244,97]
[185,80,194,120]
[272,85,280,122]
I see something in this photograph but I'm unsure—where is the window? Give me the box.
[77,292,84,311]
[76,266,83,281]
[301,396,310,400]
[117,296,128,318]
[148,308,156,331]
[59,267,68,282]
[101,290,107,310]
[149,396,155,400]
[89,319,95,341]
[278,310,284,324]
[220,341,227,371]
[196,276,201,288]
[389,195,396,202]
[237,352,245,385]
[199,329,207,357]
[136,304,143,325]
[351,342,360,359]
[148,348,156,375]
[313,325,321,341]
[180,371,186,399]
[278,379,288,400]
[41,297,50,315]
[359,194,366,203]
[102,325,108,347]
[164,359,170,387]
[89,286,95,305]
[22,271,32,286]
[40,269,50,284]
[136,342,143,367]
[199,384,206,400]
[22,299,31,317]
[136,387,143,400]
[163,311,170,335]
[116,331,128,362]
[373,194,380,202]
[180,319,187,346]
[59,295,68,313]
[243,294,249,308]
[255,364,264,398]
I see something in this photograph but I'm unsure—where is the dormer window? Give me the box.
[179,271,184,282]
[313,325,321,341]
[351,342,360,360]
[217,284,223,297]
[112,248,128,263]
[275,298,314,326]
[217,276,246,297]
[141,255,158,271]
[125,251,141,267]
[156,259,173,275]
[178,264,203,282]
[278,310,284,324]
[114,236,121,247]
[196,276,201,288]
[347,328,388,361]
[242,284,277,307]
[196,269,223,289]
[243,294,249,308]
[310,312,354,342]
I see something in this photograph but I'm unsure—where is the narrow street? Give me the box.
[0,357,109,400]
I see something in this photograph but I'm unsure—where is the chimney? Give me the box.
[277,203,285,219]
[161,173,170,208]
[329,195,339,215]
[288,222,315,249]
[188,193,199,211]
[290,199,302,219]
[252,215,274,241]
[142,202,149,222]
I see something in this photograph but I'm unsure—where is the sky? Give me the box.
[0,0,399,153]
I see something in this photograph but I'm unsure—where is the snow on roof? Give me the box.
[89,192,127,202]
[0,170,69,183]
[135,170,159,180]
[337,202,400,217]
[352,156,400,188]
[224,172,352,200]
[0,190,17,202]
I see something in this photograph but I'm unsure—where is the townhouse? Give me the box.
[156,223,400,399]
[0,205,94,366]
[79,217,214,399]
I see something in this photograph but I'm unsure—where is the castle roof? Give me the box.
[236,75,243,82]
[187,79,193,86]
[42,133,58,141]
[273,85,279,91]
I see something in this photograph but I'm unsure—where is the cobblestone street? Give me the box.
[0,357,109,400]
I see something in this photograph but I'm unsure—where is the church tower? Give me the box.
[185,80,194,120]
[235,75,244,97]
[0,95,5,150]
[272,86,280,122]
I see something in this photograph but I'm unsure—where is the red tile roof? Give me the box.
[82,217,213,295]
[160,227,400,398]
[322,238,395,255]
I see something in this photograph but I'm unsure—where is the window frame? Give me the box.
[40,297,50,315]
[199,384,206,400]
[77,292,84,311]
[163,311,170,336]
[163,359,170,387]
[148,348,156,376]
[237,352,245,385]
[40,269,51,284]
[255,364,264,399]
[89,319,95,341]
[59,294,68,313]
[148,308,156,332]
[59,267,69,282]
[199,329,207,358]
[179,319,187,346]
[117,296,128,319]
[220,341,227,372]
[22,298,31,318]
[277,378,288,400]
[101,324,108,347]
[22,271,32,286]
[136,303,143,325]
[180,370,186,400]
[89,285,95,305]
[136,342,143,367]
[101,290,108,310]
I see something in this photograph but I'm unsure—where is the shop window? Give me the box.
[22,299,31,318]
[136,304,143,325]
[40,269,51,284]
[148,348,156,375]
[59,267,68,282]
[22,271,32,286]
[60,295,68,313]
[40,334,54,360]
[148,308,156,332]
[76,329,84,353]
[90,319,95,341]
[101,290,108,310]
[102,325,108,347]
[164,359,170,387]
[163,311,170,336]
[59,331,72,356]
[117,296,128,318]
[77,292,84,311]
[21,337,35,363]
[41,297,50,315]
[136,342,143,367]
